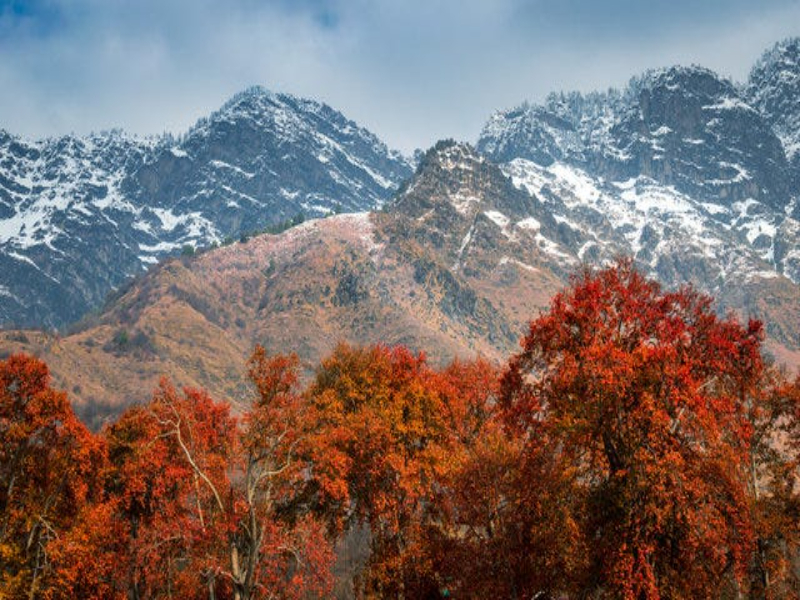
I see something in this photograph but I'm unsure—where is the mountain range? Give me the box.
[1,38,800,423]
[0,88,412,328]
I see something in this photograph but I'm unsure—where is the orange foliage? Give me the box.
[90,365,335,600]
[306,343,503,597]
[748,375,800,599]
[0,354,104,599]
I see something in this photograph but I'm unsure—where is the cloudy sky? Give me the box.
[1,0,799,153]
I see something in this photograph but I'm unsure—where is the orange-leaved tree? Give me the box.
[306,344,505,599]
[47,382,239,599]
[412,357,585,599]
[747,374,800,599]
[0,353,104,599]
[53,354,333,600]
[306,344,457,598]
[229,346,334,600]
[500,260,765,599]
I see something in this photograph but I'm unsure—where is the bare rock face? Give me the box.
[747,38,800,181]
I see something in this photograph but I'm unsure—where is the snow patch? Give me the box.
[499,256,539,273]
[451,191,481,215]
[703,97,757,113]
[516,217,541,231]
[210,159,255,179]
[484,210,510,229]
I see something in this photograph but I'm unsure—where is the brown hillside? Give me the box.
[0,210,561,427]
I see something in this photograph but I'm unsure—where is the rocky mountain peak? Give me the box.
[748,37,800,93]
[392,140,540,223]
[635,64,735,96]
[628,65,747,141]
[476,41,800,304]
[417,139,485,170]
[195,86,342,145]
[747,37,800,168]
[381,141,574,280]
[480,55,796,215]
[0,88,412,329]
[137,86,413,221]
[477,102,582,166]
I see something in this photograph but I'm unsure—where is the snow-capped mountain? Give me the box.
[0,87,412,328]
[3,37,800,342]
[125,88,412,235]
[477,40,800,298]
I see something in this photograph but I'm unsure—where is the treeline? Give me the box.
[1,262,800,599]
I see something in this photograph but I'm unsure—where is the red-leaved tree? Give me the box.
[500,261,765,599]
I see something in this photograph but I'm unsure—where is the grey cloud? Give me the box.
[0,0,798,153]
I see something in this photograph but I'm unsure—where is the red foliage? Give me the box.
[500,261,765,598]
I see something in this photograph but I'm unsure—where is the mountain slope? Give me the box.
[0,87,412,329]
[747,38,800,174]
[0,144,567,425]
[3,142,799,429]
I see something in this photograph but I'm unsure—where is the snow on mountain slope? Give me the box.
[479,66,794,210]
[478,42,800,289]
[0,87,412,328]
[127,88,412,231]
[503,159,790,287]
[747,38,800,171]
[0,130,162,327]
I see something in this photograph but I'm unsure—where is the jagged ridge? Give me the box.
[477,43,800,289]
[0,89,413,328]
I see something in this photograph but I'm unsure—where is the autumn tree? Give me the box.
[747,374,800,599]
[305,344,438,597]
[0,353,104,599]
[136,353,333,600]
[500,261,765,599]
[111,382,237,598]
[221,347,333,600]
[40,382,238,600]
[44,501,129,600]
[305,344,504,598]
[52,362,333,600]
[431,402,587,599]
[374,353,588,599]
